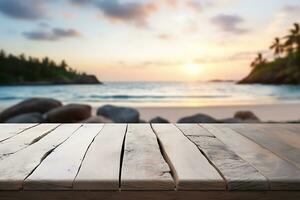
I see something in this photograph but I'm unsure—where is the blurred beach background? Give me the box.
[1,82,300,122]
[0,0,300,123]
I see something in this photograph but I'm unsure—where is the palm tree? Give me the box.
[251,53,266,68]
[270,37,283,57]
[283,23,300,53]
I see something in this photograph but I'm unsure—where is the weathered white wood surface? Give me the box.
[176,124,268,190]
[0,123,299,196]
[24,124,103,190]
[0,123,37,142]
[74,124,127,190]
[229,124,300,168]
[152,124,225,190]
[0,124,81,190]
[0,124,59,159]
[202,124,300,190]
[121,124,174,190]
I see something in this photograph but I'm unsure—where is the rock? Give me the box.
[82,116,112,123]
[45,104,91,123]
[0,98,62,122]
[234,111,260,122]
[74,75,101,84]
[5,113,44,123]
[150,116,169,123]
[177,113,218,123]
[97,105,139,123]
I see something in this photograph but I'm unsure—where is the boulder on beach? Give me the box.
[177,113,218,123]
[234,111,260,122]
[0,98,62,122]
[5,112,44,123]
[82,116,112,123]
[45,104,91,123]
[97,105,139,123]
[150,116,169,123]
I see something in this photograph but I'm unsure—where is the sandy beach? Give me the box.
[136,103,300,122]
[1,103,299,123]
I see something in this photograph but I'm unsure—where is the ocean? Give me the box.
[0,82,300,108]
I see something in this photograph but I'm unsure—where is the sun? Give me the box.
[184,63,202,75]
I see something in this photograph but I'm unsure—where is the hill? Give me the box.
[239,23,300,85]
[0,50,101,85]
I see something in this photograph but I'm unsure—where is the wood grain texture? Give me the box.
[175,124,214,137]
[229,124,300,168]
[0,123,37,142]
[152,124,225,190]
[0,124,81,190]
[202,124,300,190]
[121,124,174,190]
[176,124,268,190]
[1,190,299,200]
[256,124,300,150]
[0,124,59,159]
[24,124,104,190]
[74,124,127,190]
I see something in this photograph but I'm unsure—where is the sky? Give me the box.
[0,0,300,82]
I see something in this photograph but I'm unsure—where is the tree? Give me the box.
[270,37,283,57]
[283,23,300,53]
[60,60,68,70]
[251,53,266,68]
[0,49,6,59]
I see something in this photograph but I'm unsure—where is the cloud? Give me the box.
[114,60,183,68]
[70,0,92,5]
[195,50,269,64]
[23,28,81,41]
[282,5,300,13]
[69,0,158,27]
[0,0,47,20]
[163,0,178,8]
[211,14,249,34]
[94,0,158,27]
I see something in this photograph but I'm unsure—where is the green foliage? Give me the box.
[240,23,300,84]
[0,50,85,84]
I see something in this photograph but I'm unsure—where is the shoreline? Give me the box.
[1,103,299,123]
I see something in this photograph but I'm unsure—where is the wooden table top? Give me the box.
[0,123,299,200]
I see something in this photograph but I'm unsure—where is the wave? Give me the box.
[0,96,21,100]
[85,94,230,100]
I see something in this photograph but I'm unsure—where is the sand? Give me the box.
[1,103,299,122]
[136,104,300,122]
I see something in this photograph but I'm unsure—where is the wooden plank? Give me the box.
[280,124,300,135]
[256,124,300,149]
[121,124,174,190]
[0,124,37,142]
[1,191,300,200]
[230,124,300,168]
[152,124,225,190]
[0,124,81,190]
[175,124,214,137]
[74,124,127,190]
[202,124,300,190]
[176,124,268,190]
[24,124,104,190]
[0,124,60,159]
